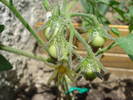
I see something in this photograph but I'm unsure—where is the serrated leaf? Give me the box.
[0,54,13,71]
[0,24,5,33]
[111,27,120,36]
[116,34,133,61]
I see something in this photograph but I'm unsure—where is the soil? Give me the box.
[2,75,133,100]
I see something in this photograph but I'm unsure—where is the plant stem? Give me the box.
[68,23,75,68]
[42,0,50,11]
[98,3,109,15]
[0,0,45,47]
[69,22,95,57]
[0,44,51,65]
[95,42,117,56]
[64,77,75,100]
[72,50,83,60]
[75,32,95,57]
[70,13,99,26]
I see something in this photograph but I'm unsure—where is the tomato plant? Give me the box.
[0,0,133,100]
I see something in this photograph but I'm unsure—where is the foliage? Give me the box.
[0,24,5,33]
[0,24,13,71]
[116,33,133,61]
[0,54,13,71]
[80,0,133,31]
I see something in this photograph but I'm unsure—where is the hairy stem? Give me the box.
[68,23,75,68]
[95,42,117,56]
[69,22,95,57]
[64,77,75,100]
[70,13,99,26]
[0,44,52,65]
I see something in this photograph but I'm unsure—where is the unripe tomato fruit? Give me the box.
[45,27,51,39]
[91,35,105,47]
[83,69,97,81]
[48,44,69,60]
[48,44,57,58]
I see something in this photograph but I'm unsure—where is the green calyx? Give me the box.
[48,37,71,61]
[77,56,104,80]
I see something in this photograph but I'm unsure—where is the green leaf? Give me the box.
[128,55,133,60]
[116,34,133,61]
[0,24,5,33]
[80,0,90,13]
[0,54,13,71]
[111,27,121,36]
[129,24,133,32]
[128,6,133,17]
[9,0,13,5]
[42,0,50,11]
[109,0,120,6]
[113,7,126,20]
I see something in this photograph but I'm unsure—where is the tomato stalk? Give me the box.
[68,22,95,58]
[68,22,75,68]
[95,42,117,56]
[70,13,100,27]
[0,44,54,67]
[42,0,50,11]
[64,76,75,100]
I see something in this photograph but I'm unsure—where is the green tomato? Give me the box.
[48,44,69,60]
[45,27,51,39]
[91,35,105,47]
[83,69,97,81]
[77,57,103,81]
[48,44,57,58]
